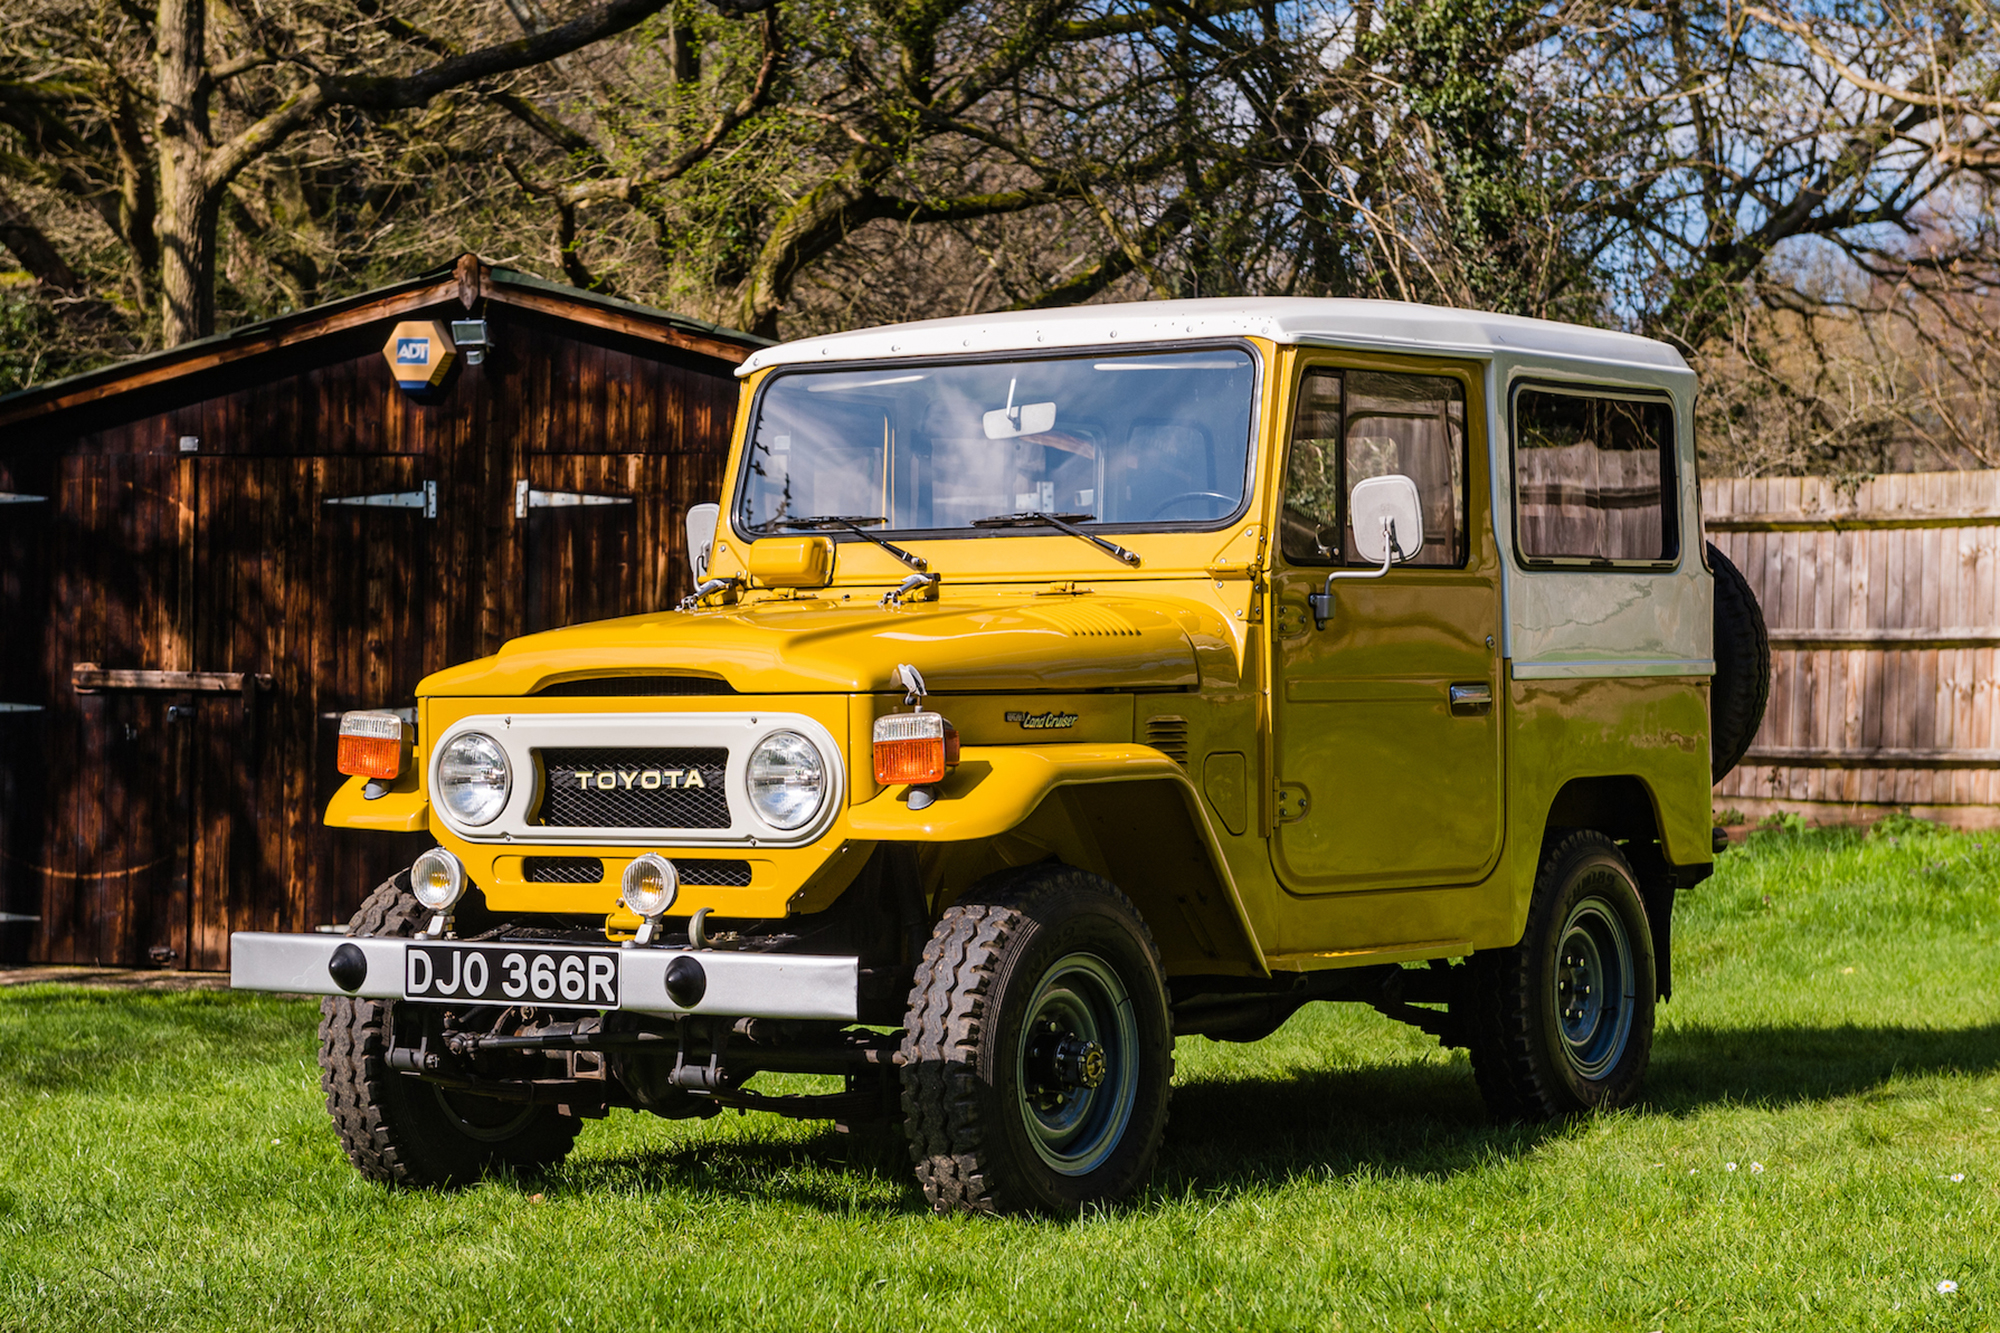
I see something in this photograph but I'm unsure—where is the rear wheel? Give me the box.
[1463,832,1657,1121]
[899,864,1172,1215]
[317,873,580,1187]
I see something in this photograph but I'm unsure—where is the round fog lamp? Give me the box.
[622,853,679,919]
[410,847,466,911]
[436,731,511,826]
[745,730,827,830]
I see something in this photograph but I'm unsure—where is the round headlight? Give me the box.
[410,847,466,911]
[621,853,680,919]
[745,730,826,830]
[436,731,511,826]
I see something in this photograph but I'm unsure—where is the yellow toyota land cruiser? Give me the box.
[234,298,1769,1215]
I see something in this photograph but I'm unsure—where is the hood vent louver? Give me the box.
[537,675,737,697]
[1144,715,1189,765]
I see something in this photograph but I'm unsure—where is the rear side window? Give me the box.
[1513,387,1677,563]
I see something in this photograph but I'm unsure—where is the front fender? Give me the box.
[325,773,430,833]
[851,744,1268,976]
[848,744,1184,839]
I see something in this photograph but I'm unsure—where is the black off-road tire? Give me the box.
[1708,541,1771,783]
[899,864,1173,1215]
[317,873,581,1187]
[1464,832,1657,1122]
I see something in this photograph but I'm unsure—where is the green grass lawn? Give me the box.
[4,816,1999,1331]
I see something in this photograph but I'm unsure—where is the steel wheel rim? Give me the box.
[1554,893,1635,1081]
[1014,952,1140,1177]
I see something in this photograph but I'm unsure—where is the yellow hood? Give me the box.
[418,593,1202,697]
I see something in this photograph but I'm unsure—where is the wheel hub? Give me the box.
[1014,952,1141,1176]
[1026,1021,1107,1100]
[1552,893,1636,1082]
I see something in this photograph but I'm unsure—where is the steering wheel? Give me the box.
[1146,490,1236,520]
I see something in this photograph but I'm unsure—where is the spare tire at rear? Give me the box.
[1707,541,1770,783]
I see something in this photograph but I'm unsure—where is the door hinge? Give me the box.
[1275,784,1310,823]
[325,481,436,518]
[516,480,635,518]
[0,492,48,504]
[0,702,44,713]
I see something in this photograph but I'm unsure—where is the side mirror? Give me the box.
[1349,474,1424,563]
[1307,474,1424,630]
[685,502,720,581]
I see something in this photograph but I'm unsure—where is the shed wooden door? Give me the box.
[24,456,195,966]
[185,456,437,969]
[522,456,696,634]
[0,454,54,956]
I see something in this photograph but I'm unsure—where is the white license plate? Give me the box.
[403,942,620,1008]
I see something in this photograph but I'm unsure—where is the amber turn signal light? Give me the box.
[873,711,959,785]
[337,710,412,780]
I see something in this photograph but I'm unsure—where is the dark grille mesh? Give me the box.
[524,856,604,883]
[536,748,731,828]
[675,859,752,887]
[537,675,736,696]
[521,856,746,887]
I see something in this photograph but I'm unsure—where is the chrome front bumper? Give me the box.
[228,931,859,1022]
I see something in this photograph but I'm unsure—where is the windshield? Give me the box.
[735,348,1259,536]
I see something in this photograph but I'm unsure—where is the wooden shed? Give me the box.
[0,255,765,969]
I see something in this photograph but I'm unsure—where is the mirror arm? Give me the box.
[1308,516,1401,630]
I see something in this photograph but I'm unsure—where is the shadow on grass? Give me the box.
[14,986,2000,1215]
[564,1021,2000,1213]
[557,1121,926,1215]
[1645,1020,2000,1112]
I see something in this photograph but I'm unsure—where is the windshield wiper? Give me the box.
[970,512,1141,567]
[775,515,927,572]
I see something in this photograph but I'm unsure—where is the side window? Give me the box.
[1280,369,1344,562]
[1281,369,1469,567]
[1514,388,1677,563]
[1344,372,1466,568]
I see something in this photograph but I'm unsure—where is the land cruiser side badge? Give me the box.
[1006,710,1078,730]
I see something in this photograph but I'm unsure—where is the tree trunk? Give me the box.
[736,152,884,338]
[157,167,220,344]
[154,0,218,345]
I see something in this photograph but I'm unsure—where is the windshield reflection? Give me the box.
[737,348,1258,535]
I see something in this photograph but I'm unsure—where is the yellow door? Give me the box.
[1268,360,1504,893]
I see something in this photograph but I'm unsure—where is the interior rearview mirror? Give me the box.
[1308,474,1425,630]
[685,502,720,581]
[982,375,1057,439]
[983,401,1057,440]
[1349,474,1424,564]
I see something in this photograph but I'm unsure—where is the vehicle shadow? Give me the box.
[1158,1018,2000,1198]
[560,1020,2000,1213]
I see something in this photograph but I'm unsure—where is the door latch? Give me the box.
[1449,683,1494,716]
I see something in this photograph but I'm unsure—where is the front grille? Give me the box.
[524,856,603,883]
[523,856,748,887]
[535,747,730,828]
[536,675,737,697]
[676,859,752,887]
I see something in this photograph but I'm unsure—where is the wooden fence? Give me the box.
[1705,469,2000,824]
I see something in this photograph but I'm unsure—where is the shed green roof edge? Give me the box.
[0,259,770,421]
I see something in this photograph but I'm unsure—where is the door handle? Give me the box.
[1449,683,1493,715]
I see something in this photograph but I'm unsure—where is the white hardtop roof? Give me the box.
[737,297,1689,377]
